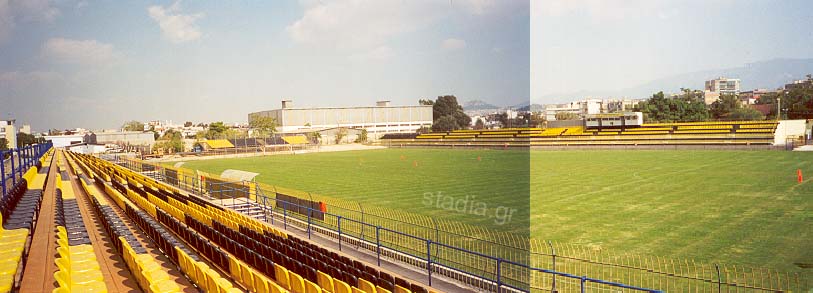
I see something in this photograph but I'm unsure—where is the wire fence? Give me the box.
[108,155,808,292]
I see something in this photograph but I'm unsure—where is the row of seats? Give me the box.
[53,164,107,293]
[67,149,240,293]
[0,149,52,292]
[118,183,238,292]
[70,151,437,293]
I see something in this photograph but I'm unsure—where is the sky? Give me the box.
[531,0,813,103]
[0,0,529,131]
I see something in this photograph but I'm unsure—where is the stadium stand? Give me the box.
[229,138,265,148]
[0,148,52,292]
[281,136,309,145]
[66,150,439,293]
[204,139,236,149]
[382,121,779,147]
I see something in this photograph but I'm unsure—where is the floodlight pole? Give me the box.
[776,97,781,121]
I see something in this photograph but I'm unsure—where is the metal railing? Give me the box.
[112,157,662,293]
[112,156,808,292]
[1,142,52,198]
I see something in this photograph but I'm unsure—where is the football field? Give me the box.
[174,148,812,279]
[176,148,531,234]
[531,150,813,277]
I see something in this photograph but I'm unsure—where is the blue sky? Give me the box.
[531,0,813,102]
[1,0,529,131]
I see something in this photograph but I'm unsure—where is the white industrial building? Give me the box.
[248,100,433,140]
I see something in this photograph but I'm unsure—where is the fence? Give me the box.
[1,142,53,198]
[112,156,807,292]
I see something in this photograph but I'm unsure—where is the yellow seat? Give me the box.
[352,287,366,293]
[254,273,269,293]
[376,286,392,293]
[205,268,221,293]
[195,262,210,288]
[289,272,305,293]
[334,279,352,293]
[316,271,333,291]
[304,279,322,293]
[274,263,290,290]
[55,257,100,273]
[394,285,412,293]
[0,273,13,293]
[143,267,171,284]
[150,278,182,293]
[240,263,255,291]
[217,277,234,293]
[269,281,288,293]
[229,257,241,280]
[358,278,377,293]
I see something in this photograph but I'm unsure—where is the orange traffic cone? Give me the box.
[798,169,804,183]
[477,156,481,162]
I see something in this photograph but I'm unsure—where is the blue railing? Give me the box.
[105,159,664,292]
[1,142,52,198]
[199,180,663,293]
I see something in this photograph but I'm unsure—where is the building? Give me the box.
[67,142,107,154]
[738,89,775,105]
[0,120,17,149]
[248,100,433,140]
[784,74,813,90]
[704,77,741,104]
[544,98,643,121]
[45,131,155,148]
[603,98,642,113]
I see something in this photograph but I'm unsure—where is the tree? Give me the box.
[709,94,742,120]
[122,120,144,131]
[728,107,765,121]
[184,121,193,127]
[249,116,277,138]
[419,99,434,106]
[773,87,813,119]
[430,95,471,131]
[432,115,458,132]
[335,128,347,144]
[634,91,710,123]
[529,112,545,128]
[474,118,485,130]
[16,133,41,146]
[208,122,227,139]
[155,130,184,153]
[354,129,368,143]
[555,112,580,121]
[306,131,321,144]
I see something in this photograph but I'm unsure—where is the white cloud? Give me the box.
[0,0,59,45]
[286,0,496,50]
[148,1,203,43]
[42,38,118,66]
[441,38,467,51]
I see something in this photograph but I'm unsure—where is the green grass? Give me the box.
[176,149,530,234]
[531,150,813,278]
[174,148,812,285]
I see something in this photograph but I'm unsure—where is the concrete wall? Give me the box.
[774,120,807,145]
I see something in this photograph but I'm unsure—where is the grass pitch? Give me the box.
[175,148,812,279]
[531,150,813,277]
[177,149,530,234]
